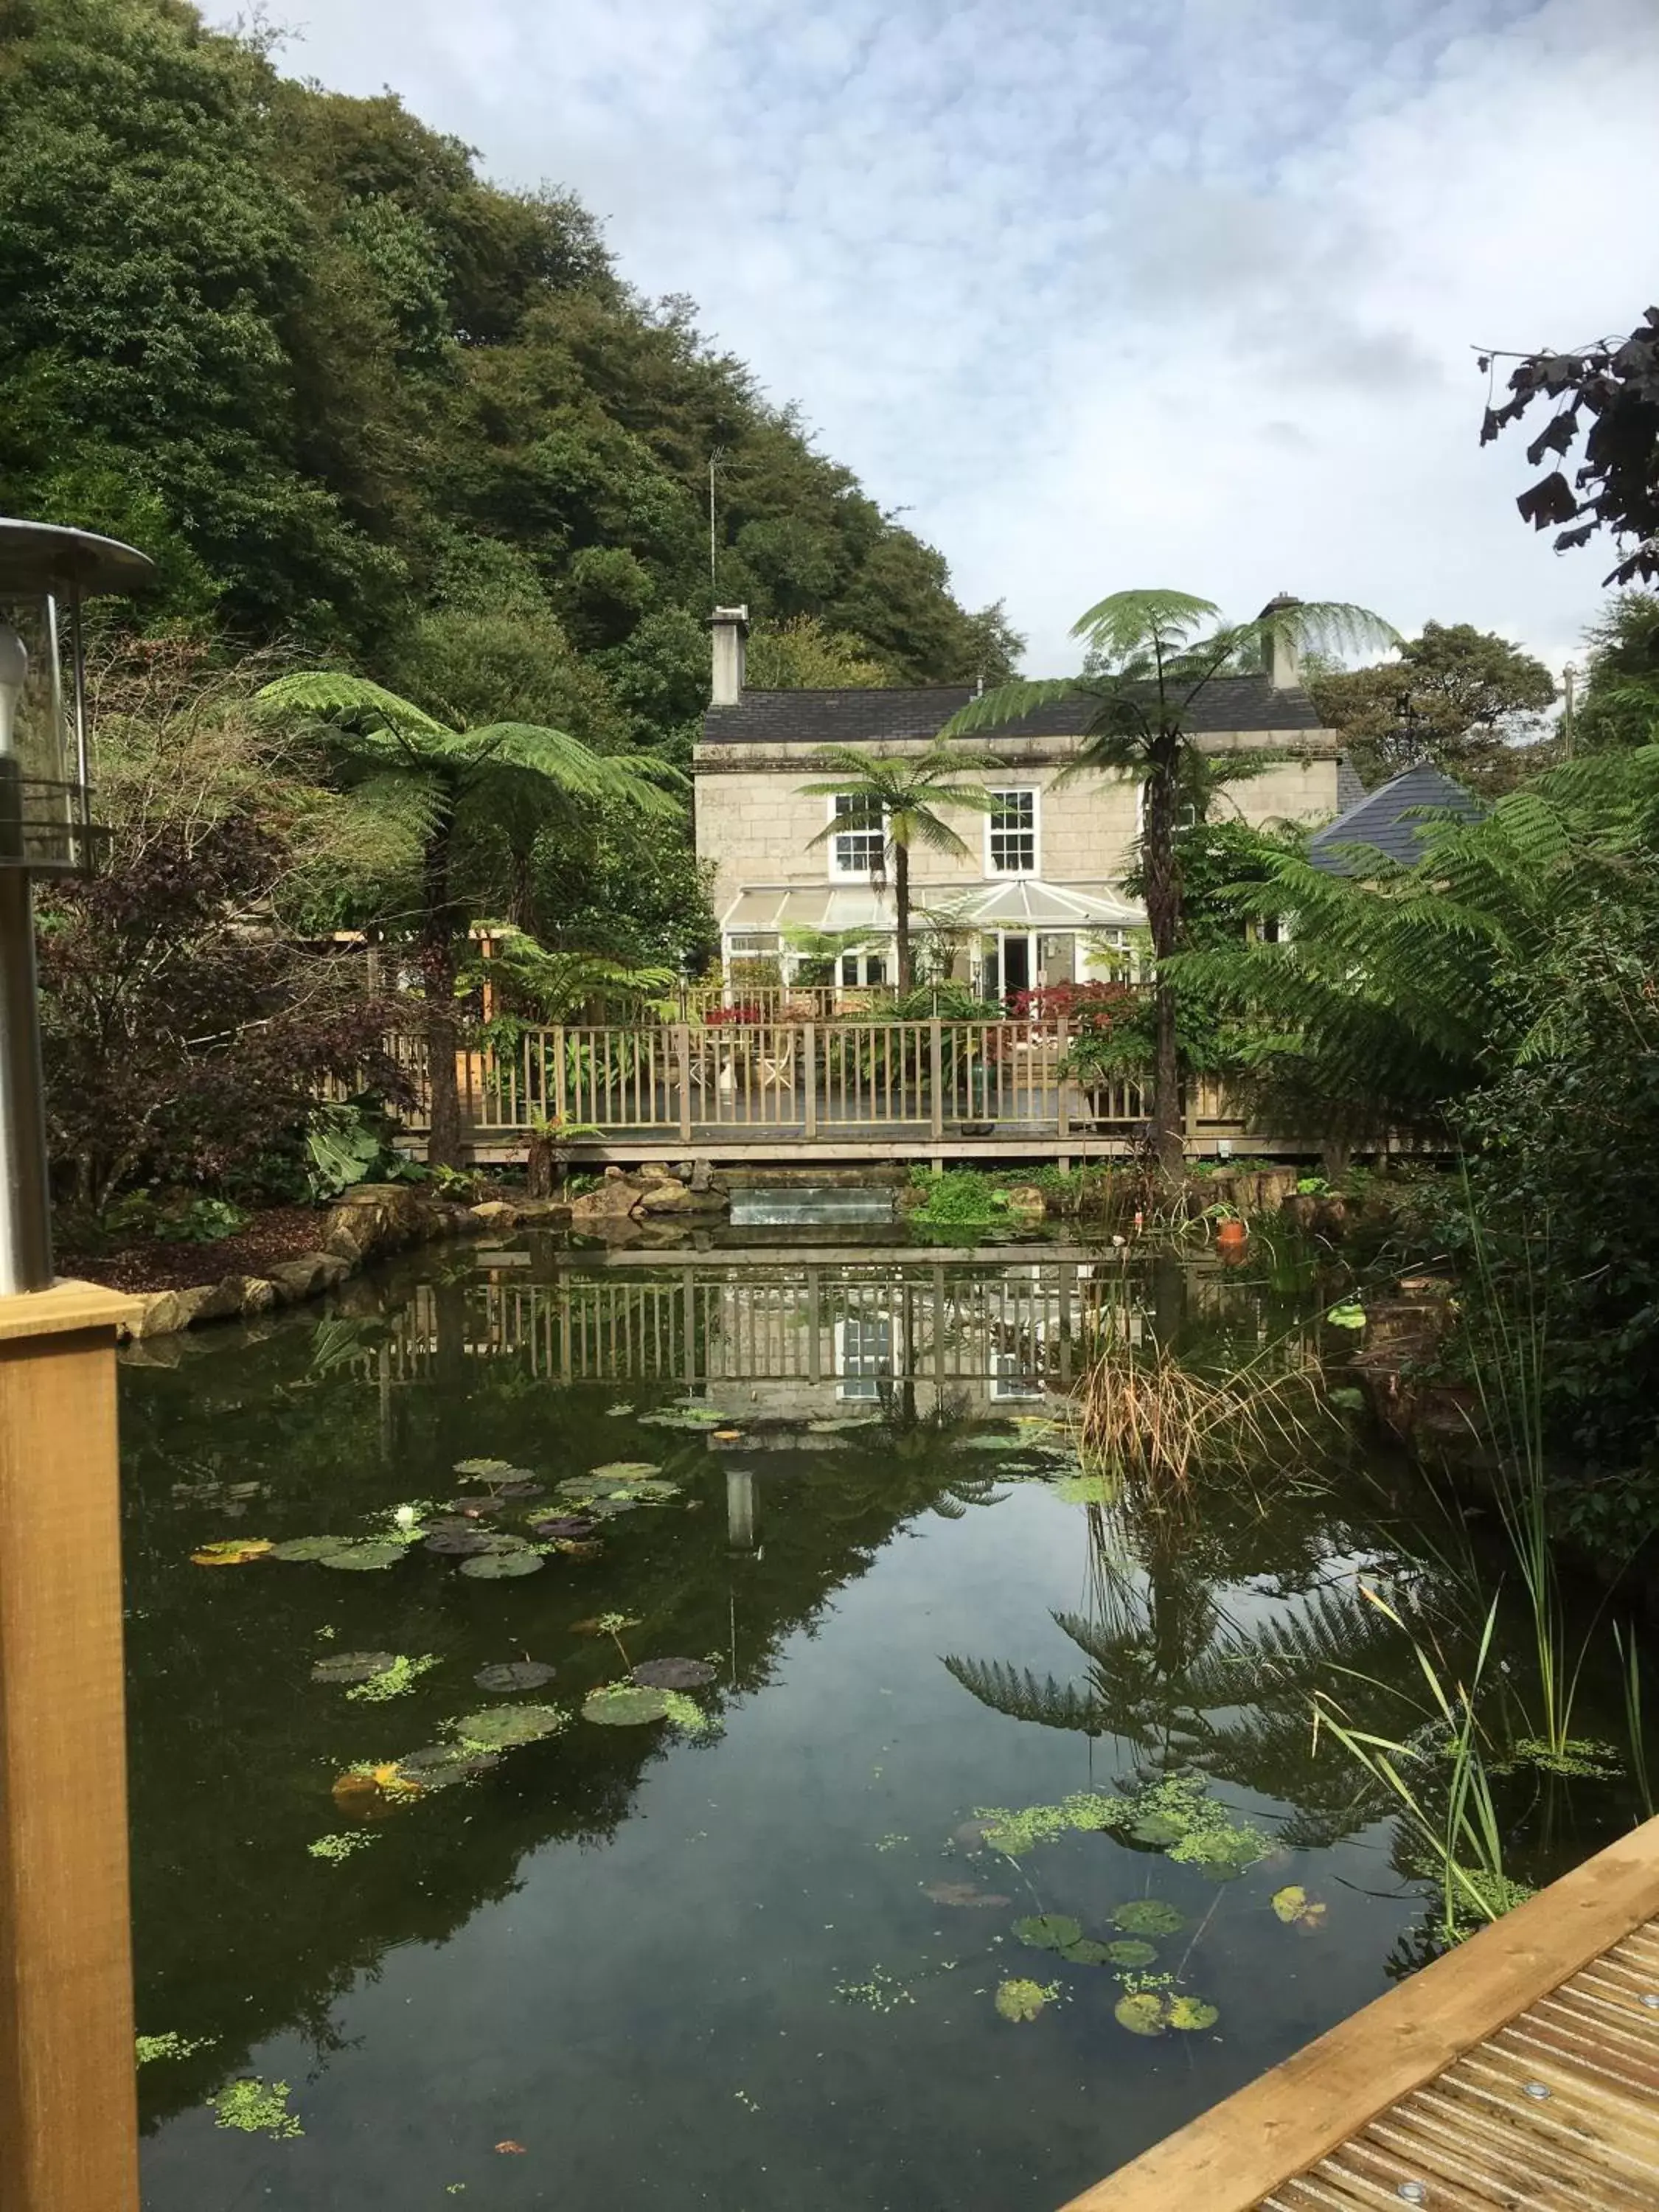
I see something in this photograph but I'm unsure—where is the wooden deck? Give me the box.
[1062,1817,1659,2212]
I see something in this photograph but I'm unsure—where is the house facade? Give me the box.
[695,605,1360,1001]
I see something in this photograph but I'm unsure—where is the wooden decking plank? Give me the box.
[1058,1820,1659,2211]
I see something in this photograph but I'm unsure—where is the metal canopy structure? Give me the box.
[720,877,1144,938]
[0,517,155,597]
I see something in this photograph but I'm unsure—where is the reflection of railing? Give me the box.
[355,1260,1150,1389]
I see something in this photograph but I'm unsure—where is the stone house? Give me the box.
[694,604,1362,1000]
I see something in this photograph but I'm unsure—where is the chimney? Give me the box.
[710,604,749,707]
[1259,592,1303,690]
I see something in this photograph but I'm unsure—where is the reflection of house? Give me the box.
[696,605,1356,996]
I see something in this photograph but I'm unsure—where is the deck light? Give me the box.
[0,519,153,1292]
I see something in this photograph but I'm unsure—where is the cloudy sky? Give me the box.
[261,0,1658,676]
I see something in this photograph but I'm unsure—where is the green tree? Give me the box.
[796,745,1002,990]
[256,673,682,1164]
[1574,592,1659,754]
[942,591,1396,1175]
[745,616,892,689]
[1307,622,1556,794]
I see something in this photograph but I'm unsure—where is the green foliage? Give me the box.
[908,1171,1010,1227]
[0,0,998,684]
[305,1100,390,1200]
[1307,622,1556,794]
[1576,593,1659,754]
[208,2076,303,2140]
[136,2030,216,2063]
[994,1978,1059,2023]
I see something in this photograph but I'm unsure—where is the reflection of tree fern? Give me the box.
[940,1655,1126,1737]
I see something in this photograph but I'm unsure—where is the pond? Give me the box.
[121,1228,1646,2210]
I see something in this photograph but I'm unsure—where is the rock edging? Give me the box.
[121,1185,489,1340]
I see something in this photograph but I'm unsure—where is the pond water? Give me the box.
[121,1228,1645,2211]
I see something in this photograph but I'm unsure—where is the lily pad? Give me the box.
[310,1651,398,1686]
[631,1657,717,1690]
[1099,1939,1158,1967]
[582,1497,638,1518]
[395,1743,501,1789]
[962,1434,1023,1452]
[1271,1884,1327,1928]
[529,1515,596,1541]
[1013,1913,1083,1953]
[1114,1991,1168,2037]
[475,1660,558,1692]
[448,1495,506,1518]
[495,1480,544,1502]
[451,1705,568,1749]
[316,1540,409,1571]
[1168,1994,1219,2031]
[453,1458,524,1480]
[995,1978,1057,2023]
[591,1461,662,1481]
[190,1538,273,1567]
[582,1684,673,1727]
[459,1549,543,1579]
[268,1536,352,1562]
[1108,1899,1185,1936]
[424,1529,498,1557]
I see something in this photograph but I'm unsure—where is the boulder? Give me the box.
[265,1252,349,1304]
[570,1177,645,1221]
[192,1273,279,1322]
[636,1161,676,1183]
[470,1199,517,1225]
[129,1290,185,1339]
[512,1198,573,1225]
[634,1178,695,1212]
[689,1158,713,1193]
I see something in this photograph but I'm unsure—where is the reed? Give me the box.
[1313,1590,1525,1947]
[1077,1331,1325,1489]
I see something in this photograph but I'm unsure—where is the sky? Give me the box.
[257,0,1659,678]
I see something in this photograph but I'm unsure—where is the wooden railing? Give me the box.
[382,1018,1189,1142]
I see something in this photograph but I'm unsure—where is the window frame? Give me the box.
[827,792,886,880]
[984,785,1040,877]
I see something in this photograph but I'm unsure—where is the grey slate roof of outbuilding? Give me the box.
[701,672,1325,748]
[1308,761,1486,874]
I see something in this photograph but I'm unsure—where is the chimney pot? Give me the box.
[710,604,749,707]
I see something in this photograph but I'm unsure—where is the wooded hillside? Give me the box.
[0,0,1018,762]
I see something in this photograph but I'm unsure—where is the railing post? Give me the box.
[1055,1012,1068,1139]
[552,1024,567,1124]
[1183,1071,1200,1158]
[675,1023,693,1142]
[803,1021,817,1141]
[929,1018,944,1142]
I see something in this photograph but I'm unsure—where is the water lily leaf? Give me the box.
[582,1684,672,1727]
[552,1537,604,1558]
[605,1402,632,1416]
[310,1651,397,1686]
[1113,1992,1168,2037]
[268,1536,351,1562]
[316,1540,409,1571]
[1127,1809,1188,1845]
[475,1660,557,1692]
[631,1657,716,1689]
[451,1704,567,1748]
[1108,1899,1185,1936]
[1168,1994,1219,2031]
[424,1528,498,1556]
[921,1881,1011,1908]
[639,1409,723,1430]
[1099,1939,1157,1967]
[591,1461,662,1481]
[995,1978,1057,2023]
[448,1495,506,1518]
[190,1538,273,1567]
[495,1480,544,1502]
[1060,1938,1119,1966]
[529,1515,596,1541]
[1325,1302,1367,1329]
[962,1435,1023,1452]
[1013,1913,1082,1953]
[582,1497,638,1518]
[331,1760,425,1815]
[453,1458,524,1481]
[459,1549,543,1579]
[394,1744,501,1790]
[1271,1885,1327,1928]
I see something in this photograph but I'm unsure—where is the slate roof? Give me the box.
[1335,755,1367,812]
[701,673,1326,748]
[1308,761,1486,875]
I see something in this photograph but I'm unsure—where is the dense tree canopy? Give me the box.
[1575,591,1659,754]
[0,0,1009,719]
[1307,622,1555,794]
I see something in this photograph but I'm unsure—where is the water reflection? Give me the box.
[119,1238,1640,2211]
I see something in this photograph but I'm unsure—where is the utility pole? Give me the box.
[708,448,725,593]
[1562,661,1578,759]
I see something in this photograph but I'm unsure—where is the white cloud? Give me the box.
[262,0,1659,675]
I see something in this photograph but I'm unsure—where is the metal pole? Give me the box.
[0,871,54,1295]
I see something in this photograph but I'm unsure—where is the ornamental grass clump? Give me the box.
[1079,1335,1325,1490]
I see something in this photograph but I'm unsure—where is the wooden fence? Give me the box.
[363,1018,1275,1154]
